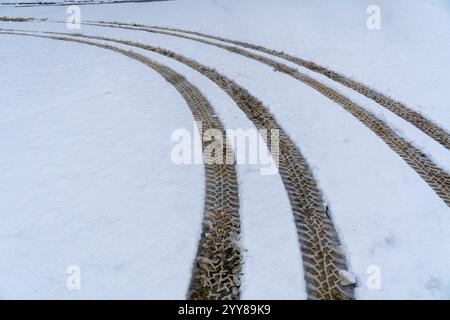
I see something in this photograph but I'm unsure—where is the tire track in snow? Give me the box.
[0,31,241,300]
[65,20,450,208]
[17,29,357,300]
[115,22,450,150]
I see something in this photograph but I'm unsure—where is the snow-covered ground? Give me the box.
[0,0,449,299]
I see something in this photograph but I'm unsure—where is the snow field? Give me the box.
[0,0,449,299]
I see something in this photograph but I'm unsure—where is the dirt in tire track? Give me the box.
[27,29,357,299]
[138,23,450,150]
[67,21,450,208]
[0,31,241,300]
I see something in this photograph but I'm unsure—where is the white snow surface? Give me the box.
[0,0,449,299]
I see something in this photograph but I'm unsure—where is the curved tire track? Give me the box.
[0,31,241,300]
[24,29,357,300]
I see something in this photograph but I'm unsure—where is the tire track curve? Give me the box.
[14,28,357,300]
[117,21,450,150]
[30,20,450,207]
[0,31,241,300]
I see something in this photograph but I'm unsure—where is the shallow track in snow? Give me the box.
[67,20,450,208]
[32,29,358,300]
[121,22,450,150]
[0,31,241,300]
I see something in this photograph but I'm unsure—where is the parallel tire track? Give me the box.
[27,29,357,300]
[130,22,450,150]
[68,21,450,208]
[1,17,449,299]
[0,31,241,300]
